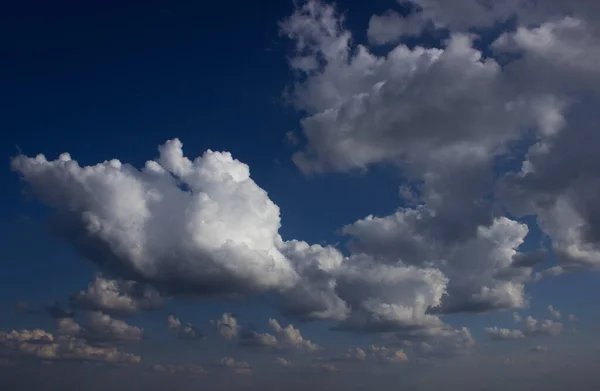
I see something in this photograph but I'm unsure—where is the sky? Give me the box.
[2,0,600,390]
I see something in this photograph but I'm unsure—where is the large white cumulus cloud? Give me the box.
[12,139,299,296]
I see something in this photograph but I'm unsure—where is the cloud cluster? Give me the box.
[168,314,202,340]
[56,311,144,344]
[210,313,320,351]
[0,329,140,364]
[11,139,461,343]
[212,313,241,340]
[485,312,564,341]
[268,318,321,351]
[220,357,252,375]
[71,274,163,316]
[151,363,205,376]
[11,0,600,362]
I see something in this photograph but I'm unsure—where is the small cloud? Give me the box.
[151,363,205,376]
[212,313,241,340]
[368,345,408,364]
[513,312,522,323]
[548,305,561,320]
[268,318,321,352]
[167,314,202,340]
[276,357,293,367]
[310,362,339,373]
[220,357,252,375]
[528,345,549,353]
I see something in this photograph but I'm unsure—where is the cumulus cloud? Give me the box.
[523,316,564,336]
[548,305,561,320]
[368,10,430,44]
[167,314,201,340]
[276,357,293,367]
[268,318,321,351]
[486,315,563,341]
[0,329,140,364]
[11,139,298,298]
[340,347,367,362]
[71,274,163,316]
[238,330,279,349]
[212,313,241,340]
[513,312,522,323]
[151,363,205,376]
[279,0,550,319]
[220,357,252,375]
[485,327,525,341]
[368,345,409,364]
[529,345,549,353]
[56,312,144,344]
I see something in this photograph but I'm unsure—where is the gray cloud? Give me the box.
[71,274,163,317]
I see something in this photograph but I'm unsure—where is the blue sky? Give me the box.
[2,1,600,390]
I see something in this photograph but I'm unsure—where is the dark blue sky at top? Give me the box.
[1,0,598,353]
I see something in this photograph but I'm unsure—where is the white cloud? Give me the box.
[268,318,321,351]
[484,327,525,341]
[368,345,409,364]
[486,315,563,341]
[276,357,293,367]
[367,10,429,44]
[220,357,252,375]
[0,329,140,364]
[71,274,163,316]
[239,330,279,349]
[56,312,144,344]
[11,139,299,298]
[168,314,201,340]
[548,305,561,320]
[513,312,522,323]
[212,313,241,340]
[151,363,205,376]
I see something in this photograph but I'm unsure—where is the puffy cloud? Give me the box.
[409,327,475,358]
[369,0,600,37]
[513,312,522,323]
[71,274,163,316]
[0,329,140,364]
[56,312,144,344]
[345,216,531,314]
[523,316,564,336]
[486,315,563,341]
[367,10,430,44]
[151,363,205,376]
[568,314,578,322]
[167,314,201,340]
[268,318,321,352]
[212,313,241,340]
[368,345,409,364]
[276,357,293,367]
[484,327,525,341]
[238,330,279,349]
[342,347,367,362]
[11,139,299,298]
[548,305,561,320]
[280,0,549,319]
[529,345,549,353]
[220,357,252,375]
[310,362,339,372]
